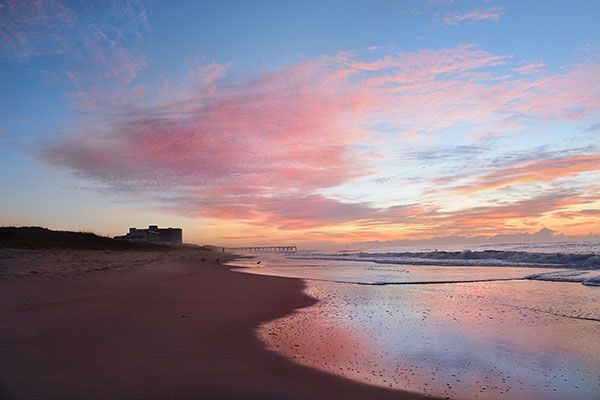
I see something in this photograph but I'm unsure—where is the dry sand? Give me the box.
[0,249,434,400]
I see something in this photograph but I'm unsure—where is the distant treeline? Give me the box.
[0,227,170,250]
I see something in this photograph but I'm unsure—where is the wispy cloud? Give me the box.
[0,0,75,60]
[450,154,600,194]
[443,7,504,26]
[512,61,545,74]
[587,122,600,132]
[0,0,147,59]
[0,0,148,107]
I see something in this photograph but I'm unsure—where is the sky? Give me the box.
[1,0,599,247]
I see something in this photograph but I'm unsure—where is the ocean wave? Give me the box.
[290,250,600,269]
[526,270,600,286]
[583,276,600,286]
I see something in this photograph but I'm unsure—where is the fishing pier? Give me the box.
[225,246,297,253]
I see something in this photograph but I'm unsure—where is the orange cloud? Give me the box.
[454,154,600,194]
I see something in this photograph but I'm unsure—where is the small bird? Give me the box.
[257,261,261,264]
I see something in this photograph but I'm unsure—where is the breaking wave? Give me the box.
[290,250,600,269]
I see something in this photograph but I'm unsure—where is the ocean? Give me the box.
[227,241,600,400]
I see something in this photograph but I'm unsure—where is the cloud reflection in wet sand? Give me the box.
[259,279,600,399]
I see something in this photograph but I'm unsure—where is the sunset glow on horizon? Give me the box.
[1,1,599,247]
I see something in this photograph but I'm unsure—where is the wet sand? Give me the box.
[0,249,433,400]
[259,278,600,400]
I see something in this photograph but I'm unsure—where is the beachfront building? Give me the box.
[115,225,183,244]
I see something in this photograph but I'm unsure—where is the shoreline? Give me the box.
[0,249,435,400]
[253,263,600,399]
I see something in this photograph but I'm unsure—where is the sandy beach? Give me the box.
[0,248,433,400]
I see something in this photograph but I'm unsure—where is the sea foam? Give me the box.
[290,250,600,269]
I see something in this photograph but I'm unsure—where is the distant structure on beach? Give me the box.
[224,246,297,252]
[115,225,182,244]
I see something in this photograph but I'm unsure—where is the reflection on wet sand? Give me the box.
[259,279,600,400]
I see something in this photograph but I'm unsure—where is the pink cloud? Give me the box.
[452,154,600,194]
[41,45,600,234]
[350,45,508,80]
[512,61,545,75]
[43,60,375,225]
